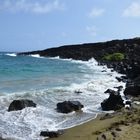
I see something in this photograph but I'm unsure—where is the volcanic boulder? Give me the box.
[57,101,84,113]
[101,92,124,111]
[8,99,36,111]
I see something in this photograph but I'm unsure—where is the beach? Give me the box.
[51,103,140,140]
[0,53,126,139]
[1,0,140,139]
[1,38,140,139]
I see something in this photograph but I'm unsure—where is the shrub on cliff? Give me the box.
[103,53,125,61]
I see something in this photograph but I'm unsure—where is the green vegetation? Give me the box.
[102,53,125,61]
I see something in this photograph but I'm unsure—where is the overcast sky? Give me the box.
[0,0,140,52]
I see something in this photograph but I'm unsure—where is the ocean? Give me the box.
[0,52,125,140]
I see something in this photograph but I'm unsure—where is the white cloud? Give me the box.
[123,2,140,17]
[0,0,65,14]
[88,8,105,18]
[86,26,97,37]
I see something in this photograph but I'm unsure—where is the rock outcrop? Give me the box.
[101,92,124,111]
[8,99,36,111]
[57,101,84,113]
[124,76,140,96]
[104,89,118,94]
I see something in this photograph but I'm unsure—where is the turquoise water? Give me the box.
[0,52,125,140]
[0,53,88,93]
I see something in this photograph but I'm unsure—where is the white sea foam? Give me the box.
[48,56,60,59]
[6,53,17,57]
[29,54,44,58]
[0,57,126,140]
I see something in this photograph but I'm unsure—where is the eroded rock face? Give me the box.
[101,93,124,111]
[56,101,84,113]
[8,99,36,111]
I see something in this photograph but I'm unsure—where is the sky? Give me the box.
[0,0,140,52]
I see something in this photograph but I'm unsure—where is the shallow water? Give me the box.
[0,53,125,140]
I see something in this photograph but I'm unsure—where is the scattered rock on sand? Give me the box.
[100,113,114,120]
[115,128,122,131]
[40,130,63,138]
[101,134,106,139]
[111,131,117,137]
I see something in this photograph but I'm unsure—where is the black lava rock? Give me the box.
[57,101,84,113]
[40,130,63,138]
[124,76,140,96]
[104,89,117,94]
[8,99,36,111]
[101,93,124,111]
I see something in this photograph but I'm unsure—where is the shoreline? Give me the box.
[18,37,140,140]
[50,104,140,140]
[1,37,140,139]
[50,113,103,140]
[0,54,126,140]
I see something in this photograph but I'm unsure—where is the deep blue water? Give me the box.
[0,52,125,140]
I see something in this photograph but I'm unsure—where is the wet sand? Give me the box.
[50,103,140,140]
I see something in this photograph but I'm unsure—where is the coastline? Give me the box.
[50,104,140,140]
[1,37,140,139]
[0,54,126,140]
